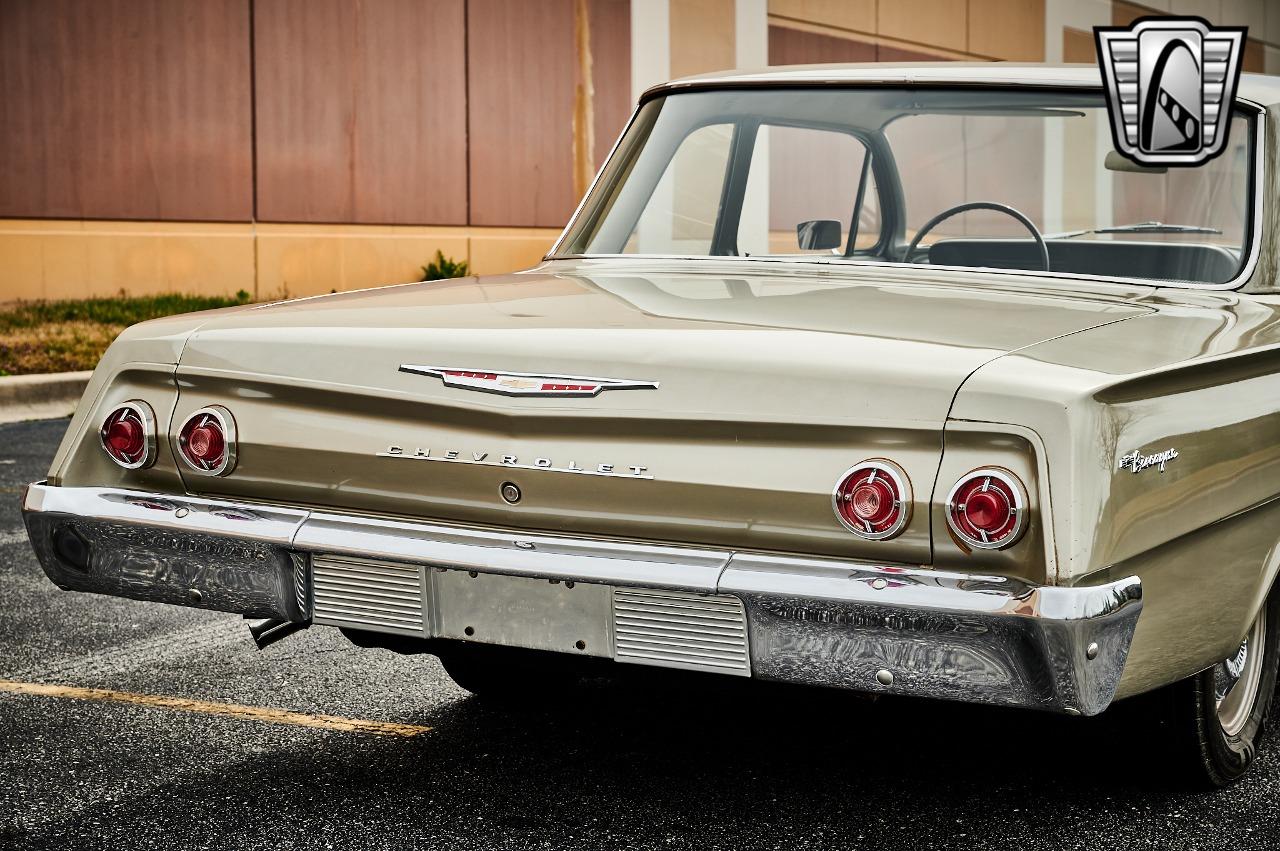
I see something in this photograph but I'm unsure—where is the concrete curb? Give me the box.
[0,371,92,424]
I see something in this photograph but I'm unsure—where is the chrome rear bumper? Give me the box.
[22,482,1142,716]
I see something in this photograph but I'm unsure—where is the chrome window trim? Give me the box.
[547,92,641,259]
[547,86,1266,294]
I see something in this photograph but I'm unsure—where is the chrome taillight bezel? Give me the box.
[831,459,912,541]
[945,467,1029,550]
[99,400,157,469]
[176,405,238,477]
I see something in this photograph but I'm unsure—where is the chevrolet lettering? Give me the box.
[378,446,652,479]
[22,62,1280,789]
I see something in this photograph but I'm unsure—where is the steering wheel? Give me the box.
[903,201,1050,272]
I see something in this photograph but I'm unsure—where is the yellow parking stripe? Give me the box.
[0,680,431,737]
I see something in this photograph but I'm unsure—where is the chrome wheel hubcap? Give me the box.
[1216,609,1266,737]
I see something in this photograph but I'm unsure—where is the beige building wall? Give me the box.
[0,221,561,301]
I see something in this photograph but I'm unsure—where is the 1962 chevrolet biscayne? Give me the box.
[22,64,1280,786]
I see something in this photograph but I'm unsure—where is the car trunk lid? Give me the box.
[172,264,1151,560]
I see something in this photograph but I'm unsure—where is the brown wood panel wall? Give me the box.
[468,0,579,227]
[967,0,1044,61]
[254,0,468,225]
[0,0,626,228]
[877,0,966,54]
[0,0,253,221]
[769,25,951,64]
[1063,27,1096,64]
[670,0,735,78]
[589,0,633,169]
[769,26,875,64]
[876,43,949,62]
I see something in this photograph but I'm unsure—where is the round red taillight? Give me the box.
[833,460,911,540]
[99,401,155,469]
[946,468,1028,550]
[177,406,237,476]
[187,422,223,462]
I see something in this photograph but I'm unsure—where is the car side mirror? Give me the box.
[1104,149,1166,174]
[796,220,842,251]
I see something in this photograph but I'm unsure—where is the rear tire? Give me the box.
[437,642,583,704]
[1148,589,1280,788]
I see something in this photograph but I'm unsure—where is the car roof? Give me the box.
[651,62,1280,107]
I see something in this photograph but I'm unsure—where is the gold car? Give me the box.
[22,65,1280,787]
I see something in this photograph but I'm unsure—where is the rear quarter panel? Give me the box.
[951,291,1280,697]
[49,305,259,489]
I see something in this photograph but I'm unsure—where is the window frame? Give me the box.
[711,118,890,258]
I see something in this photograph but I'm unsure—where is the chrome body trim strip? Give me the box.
[22,482,1142,715]
[22,479,307,544]
[296,510,728,591]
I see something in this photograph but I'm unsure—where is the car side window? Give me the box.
[738,125,880,256]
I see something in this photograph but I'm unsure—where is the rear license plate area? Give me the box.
[431,569,612,657]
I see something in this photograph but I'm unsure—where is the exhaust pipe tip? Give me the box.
[246,617,308,650]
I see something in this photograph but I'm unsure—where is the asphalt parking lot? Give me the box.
[2,417,1279,849]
